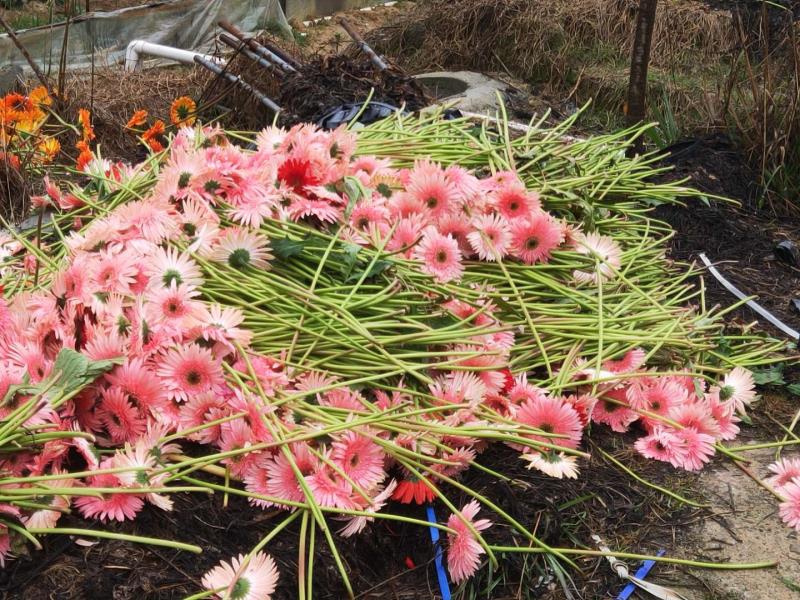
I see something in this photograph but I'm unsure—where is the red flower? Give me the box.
[392,477,436,504]
[277,157,321,191]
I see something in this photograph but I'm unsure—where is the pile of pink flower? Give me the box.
[0,122,762,596]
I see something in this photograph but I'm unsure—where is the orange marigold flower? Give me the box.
[169,96,197,127]
[29,86,52,107]
[126,109,148,128]
[78,108,95,142]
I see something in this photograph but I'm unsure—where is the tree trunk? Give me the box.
[626,0,658,152]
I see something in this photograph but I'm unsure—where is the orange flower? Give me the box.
[169,96,197,127]
[142,119,165,140]
[38,137,60,162]
[126,109,148,128]
[147,138,165,153]
[3,93,34,122]
[0,152,21,171]
[76,149,93,172]
[78,108,95,142]
[29,86,52,107]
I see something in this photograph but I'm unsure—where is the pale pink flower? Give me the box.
[210,228,273,271]
[201,551,279,600]
[779,481,800,531]
[338,479,398,537]
[523,451,580,479]
[467,214,511,261]
[75,470,144,522]
[446,500,492,584]
[720,367,757,413]
[675,428,715,471]
[766,458,800,492]
[572,232,622,284]
[405,160,459,219]
[146,246,204,290]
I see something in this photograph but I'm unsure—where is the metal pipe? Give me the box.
[337,17,388,71]
[218,33,285,78]
[125,40,221,72]
[217,19,297,73]
[193,55,281,114]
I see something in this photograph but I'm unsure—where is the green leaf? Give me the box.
[752,366,785,386]
[339,243,362,280]
[342,177,365,221]
[346,259,393,282]
[787,383,800,397]
[270,236,308,260]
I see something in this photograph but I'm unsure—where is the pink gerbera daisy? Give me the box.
[780,481,800,531]
[634,426,688,468]
[331,430,386,490]
[509,213,563,265]
[156,344,224,402]
[106,358,170,421]
[467,214,511,261]
[669,401,721,439]
[412,227,464,283]
[406,161,459,219]
[114,198,179,243]
[719,366,757,414]
[146,282,203,328]
[603,348,646,374]
[523,451,580,479]
[178,392,227,444]
[674,427,715,471]
[75,471,144,522]
[766,458,800,492]
[386,214,425,256]
[262,443,318,506]
[491,182,541,220]
[572,232,623,284]
[305,461,357,509]
[446,500,492,584]
[515,395,583,450]
[146,246,204,290]
[592,388,640,433]
[210,228,273,271]
[201,551,279,600]
[97,386,147,443]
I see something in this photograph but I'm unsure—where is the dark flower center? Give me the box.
[228,248,251,269]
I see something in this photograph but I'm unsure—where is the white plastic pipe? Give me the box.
[125,40,222,72]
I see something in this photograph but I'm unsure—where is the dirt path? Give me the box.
[667,448,800,599]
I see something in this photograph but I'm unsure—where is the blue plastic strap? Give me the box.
[617,549,666,600]
[426,505,452,600]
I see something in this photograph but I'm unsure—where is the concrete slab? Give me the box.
[414,71,507,114]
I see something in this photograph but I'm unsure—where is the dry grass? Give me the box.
[369,0,736,82]
[62,65,205,160]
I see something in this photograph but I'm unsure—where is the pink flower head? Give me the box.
[509,212,563,265]
[74,470,144,522]
[413,227,464,283]
[446,500,492,584]
[572,232,623,284]
[523,450,580,479]
[201,551,279,600]
[634,426,688,468]
[156,344,224,402]
[766,458,800,492]
[603,348,646,374]
[675,428,715,471]
[515,395,583,450]
[331,430,386,490]
[592,388,639,433]
[98,386,147,443]
[305,461,357,509]
[146,246,204,290]
[780,481,800,531]
[406,160,459,219]
[491,182,541,220]
[467,213,511,261]
[210,228,273,271]
[719,367,756,414]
